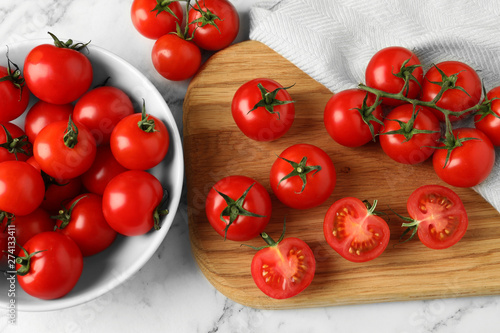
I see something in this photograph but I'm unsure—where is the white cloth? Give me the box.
[249,0,500,212]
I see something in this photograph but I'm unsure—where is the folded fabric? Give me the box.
[249,0,500,212]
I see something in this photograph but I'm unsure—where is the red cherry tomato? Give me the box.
[0,161,45,216]
[0,122,31,162]
[432,128,495,187]
[81,145,128,195]
[323,197,390,262]
[24,100,72,144]
[324,89,383,147]
[405,185,468,249]
[55,193,117,257]
[16,231,83,300]
[151,34,201,81]
[73,86,135,145]
[102,170,165,236]
[365,46,423,106]
[205,175,271,241]
[474,86,500,146]
[421,61,481,122]
[0,60,30,122]
[270,144,336,209]
[379,104,441,164]
[231,78,295,141]
[188,0,239,51]
[33,118,97,180]
[23,35,93,104]
[110,103,169,170]
[131,0,183,39]
[4,208,55,252]
[251,233,315,299]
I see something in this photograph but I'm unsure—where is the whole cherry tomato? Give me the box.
[206,175,271,241]
[0,122,31,162]
[55,193,117,256]
[474,86,500,146]
[324,89,383,147]
[102,170,166,236]
[23,33,93,104]
[323,197,390,262]
[16,231,83,300]
[110,101,169,170]
[73,86,135,145]
[24,100,72,144]
[188,0,239,51]
[33,118,97,180]
[421,61,481,122]
[151,34,201,81]
[270,144,336,209]
[131,0,183,39]
[231,78,295,141]
[379,104,441,164]
[0,59,30,122]
[432,128,495,187]
[365,46,423,106]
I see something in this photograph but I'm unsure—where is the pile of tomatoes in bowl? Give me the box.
[0,34,183,311]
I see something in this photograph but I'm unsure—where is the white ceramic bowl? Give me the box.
[0,40,184,312]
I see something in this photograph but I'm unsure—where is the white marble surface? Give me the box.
[0,1,500,332]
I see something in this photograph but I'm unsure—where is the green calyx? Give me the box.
[153,190,170,231]
[352,92,384,141]
[243,218,287,251]
[48,32,90,51]
[137,99,158,133]
[152,0,181,20]
[379,106,440,142]
[276,155,321,193]
[392,58,422,97]
[247,83,295,119]
[215,183,266,240]
[63,116,79,149]
[432,131,479,168]
[0,50,27,101]
[52,195,87,230]
[0,124,30,160]
[190,0,223,33]
[474,85,500,123]
[16,245,47,276]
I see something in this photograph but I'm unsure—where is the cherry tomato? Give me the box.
[151,34,201,81]
[0,60,30,122]
[55,193,117,256]
[81,145,128,195]
[33,118,97,180]
[323,197,390,262]
[421,61,481,122]
[324,89,383,147]
[251,231,315,299]
[23,34,93,104]
[231,78,295,141]
[102,170,166,236]
[0,161,45,216]
[110,102,169,170]
[73,86,135,145]
[188,0,239,51]
[270,144,336,209]
[16,231,83,300]
[206,175,271,241]
[405,185,468,249]
[432,128,495,187]
[365,46,423,106]
[0,122,31,162]
[24,100,72,144]
[379,104,441,164]
[474,86,500,146]
[131,0,183,39]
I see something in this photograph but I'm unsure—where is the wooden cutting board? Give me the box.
[183,40,500,309]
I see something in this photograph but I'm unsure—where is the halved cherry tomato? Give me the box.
[251,228,315,299]
[404,185,467,249]
[323,197,390,262]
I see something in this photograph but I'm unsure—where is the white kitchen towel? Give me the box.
[249,0,500,212]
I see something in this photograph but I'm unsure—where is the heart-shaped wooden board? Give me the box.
[183,40,500,310]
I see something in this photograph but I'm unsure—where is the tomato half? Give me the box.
[365,46,423,106]
[270,144,336,209]
[251,235,315,299]
[232,78,295,141]
[324,89,383,147]
[406,185,468,249]
[323,197,390,262]
[474,86,500,146]
[205,175,271,241]
[421,61,481,122]
[131,0,183,39]
[432,128,495,187]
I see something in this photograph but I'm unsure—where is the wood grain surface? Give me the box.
[183,40,500,309]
